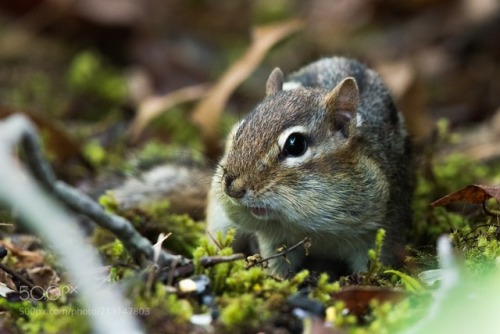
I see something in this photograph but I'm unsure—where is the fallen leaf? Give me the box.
[430,184,500,207]
[0,240,44,270]
[0,271,16,291]
[333,286,407,317]
[128,83,210,141]
[26,265,60,291]
[190,19,305,159]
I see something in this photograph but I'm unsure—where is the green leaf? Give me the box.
[385,269,423,292]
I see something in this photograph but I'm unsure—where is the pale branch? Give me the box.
[9,114,190,269]
[199,253,246,267]
[0,114,143,334]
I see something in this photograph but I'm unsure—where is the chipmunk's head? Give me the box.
[216,68,363,231]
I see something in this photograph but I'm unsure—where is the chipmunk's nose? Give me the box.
[223,174,246,198]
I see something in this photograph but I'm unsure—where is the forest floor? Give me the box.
[0,1,499,333]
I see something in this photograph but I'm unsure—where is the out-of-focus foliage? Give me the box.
[67,51,127,104]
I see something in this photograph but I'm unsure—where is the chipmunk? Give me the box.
[206,57,413,277]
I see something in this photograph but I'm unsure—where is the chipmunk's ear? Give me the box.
[325,77,359,137]
[266,68,284,95]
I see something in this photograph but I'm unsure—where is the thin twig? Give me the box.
[247,237,311,268]
[167,253,246,280]
[0,263,44,300]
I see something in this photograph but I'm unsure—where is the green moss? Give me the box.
[99,199,204,258]
[328,291,430,333]
[193,230,239,293]
[224,266,267,294]
[451,221,500,278]
[99,194,203,255]
[100,239,127,262]
[149,108,203,150]
[7,70,66,115]
[134,282,193,322]
[435,118,460,146]
[331,301,358,327]
[138,200,205,257]
[191,232,322,330]
[434,153,489,189]
[254,0,297,23]
[98,192,119,213]
[364,299,414,334]
[218,293,268,331]
[17,302,90,334]
[83,140,107,167]
[67,50,126,104]
[130,141,205,171]
[363,228,386,285]
[410,118,497,246]
[412,153,493,246]
[217,268,310,331]
[309,273,340,305]
[0,298,33,321]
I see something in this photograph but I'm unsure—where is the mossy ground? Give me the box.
[1,31,499,333]
[3,132,498,333]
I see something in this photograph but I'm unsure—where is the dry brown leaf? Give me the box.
[431,184,500,207]
[26,265,60,291]
[333,286,407,318]
[128,83,210,141]
[0,270,16,291]
[190,19,305,159]
[0,240,44,270]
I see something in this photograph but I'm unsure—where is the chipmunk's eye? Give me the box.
[283,133,307,157]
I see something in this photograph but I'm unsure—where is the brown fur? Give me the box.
[207,57,413,278]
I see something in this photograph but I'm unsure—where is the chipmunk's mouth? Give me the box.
[248,206,272,219]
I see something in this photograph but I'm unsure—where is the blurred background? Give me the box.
[0,0,499,175]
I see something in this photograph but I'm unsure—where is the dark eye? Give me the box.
[283,133,308,157]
